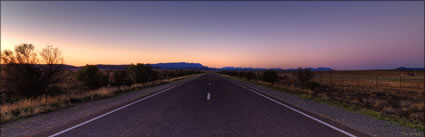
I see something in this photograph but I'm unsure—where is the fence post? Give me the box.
[400,73,402,88]
[376,75,378,88]
[319,71,322,83]
[357,72,360,87]
[341,71,344,86]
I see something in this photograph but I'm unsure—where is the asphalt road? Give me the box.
[50,73,357,137]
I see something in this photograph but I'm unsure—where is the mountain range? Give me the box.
[395,67,425,71]
[62,62,208,71]
[62,62,334,71]
[4,63,423,71]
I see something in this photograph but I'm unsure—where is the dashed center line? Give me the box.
[207,92,211,100]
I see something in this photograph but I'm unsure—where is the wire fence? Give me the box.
[312,71,425,89]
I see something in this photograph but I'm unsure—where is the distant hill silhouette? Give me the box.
[221,66,334,71]
[91,63,209,70]
[55,63,337,71]
[395,67,425,71]
[220,67,284,71]
[285,67,334,71]
[62,64,80,70]
[60,62,209,70]
[2,63,336,71]
[94,65,129,70]
[5,63,422,71]
[151,62,208,70]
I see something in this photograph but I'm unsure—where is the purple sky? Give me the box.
[1,1,424,70]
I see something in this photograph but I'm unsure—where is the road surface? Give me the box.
[49,73,361,137]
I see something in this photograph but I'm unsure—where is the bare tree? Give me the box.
[262,71,279,86]
[1,44,64,98]
[40,45,64,86]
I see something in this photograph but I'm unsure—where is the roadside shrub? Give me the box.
[45,85,64,96]
[109,71,133,86]
[238,71,246,78]
[295,68,315,89]
[245,71,255,80]
[218,70,257,81]
[306,81,320,90]
[127,63,158,83]
[279,75,291,86]
[76,65,108,89]
[167,71,176,78]
[0,44,64,98]
[262,71,279,85]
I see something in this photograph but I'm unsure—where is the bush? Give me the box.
[76,65,108,89]
[109,71,133,86]
[279,75,291,86]
[218,70,238,77]
[238,71,246,78]
[245,71,255,80]
[1,44,64,97]
[295,67,315,89]
[306,81,320,90]
[262,71,279,85]
[127,63,158,83]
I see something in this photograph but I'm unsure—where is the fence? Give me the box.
[312,71,425,89]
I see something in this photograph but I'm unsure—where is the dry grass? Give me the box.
[271,70,424,126]
[0,75,194,123]
[272,70,425,90]
[224,73,425,130]
[313,70,424,90]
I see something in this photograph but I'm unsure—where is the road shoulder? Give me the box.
[0,75,199,137]
[222,75,424,137]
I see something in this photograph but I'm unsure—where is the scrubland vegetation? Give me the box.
[219,69,425,130]
[0,44,202,123]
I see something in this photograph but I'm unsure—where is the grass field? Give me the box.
[225,70,425,129]
[278,70,424,90]
[0,74,196,123]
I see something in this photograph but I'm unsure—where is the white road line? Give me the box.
[49,78,196,137]
[207,92,211,100]
[228,80,357,137]
[209,82,211,86]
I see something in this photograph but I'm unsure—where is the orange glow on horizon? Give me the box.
[1,1,423,70]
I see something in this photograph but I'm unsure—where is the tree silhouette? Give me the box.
[76,65,108,89]
[127,63,158,83]
[109,70,132,86]
[295,67,315,89]
[1,44,64,97]
[262,71,279,85]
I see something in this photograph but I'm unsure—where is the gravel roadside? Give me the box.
[223,75,424,137]
[0,75,200,137]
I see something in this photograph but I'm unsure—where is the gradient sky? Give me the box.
[1,1,424,70]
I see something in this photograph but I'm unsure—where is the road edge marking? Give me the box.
[225,77,357,137]
[48,76,197,137]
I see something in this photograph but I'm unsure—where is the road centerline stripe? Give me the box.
[207,92,211,100]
